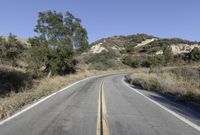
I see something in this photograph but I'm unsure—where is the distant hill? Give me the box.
[90,34,200,55]
[77,34,200,70]
[90,34,157,53]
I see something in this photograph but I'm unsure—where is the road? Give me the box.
[0,74,200,135]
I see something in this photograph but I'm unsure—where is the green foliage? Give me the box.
[149,55,165,67]
[26,45,48,78]
[87,50,117,70]
[27,10,88,76]
[122,55,132,66]
[188,47,200,61]
[122,55,148,68]
[163,46,174,64]
[73,22,89,52]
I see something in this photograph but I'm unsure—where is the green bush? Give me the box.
[148,55,165,67]
[163,46,174,64]
[122,55,132,66]
[188,47,200,61]
[122,55,140,68]
[87,50,117,70]
[122,55,150,68]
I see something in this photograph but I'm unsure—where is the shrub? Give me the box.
[148,55,165,67]
[122,55,141,68]
[188,47,200,61]
[87,50,117,70]
[122,55,133,67]
[163,46,174,64]
[123,55,150,68]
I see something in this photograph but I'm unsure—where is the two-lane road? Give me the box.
[0,74,200,135]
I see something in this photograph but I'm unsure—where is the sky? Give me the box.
[0,0,200,43]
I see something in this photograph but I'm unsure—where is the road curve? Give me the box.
[0,74,200,135]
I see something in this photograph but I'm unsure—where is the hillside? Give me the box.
[90,34,200,55]
[90,34,157,53]
[77,34,200,70]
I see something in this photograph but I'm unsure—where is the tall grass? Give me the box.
[126,67,200,102]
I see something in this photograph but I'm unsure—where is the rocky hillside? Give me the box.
[90,34,200,55]
[77,34,200,70]
[90,34,157,54]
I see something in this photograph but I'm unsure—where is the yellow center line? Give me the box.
[96,81,110,135]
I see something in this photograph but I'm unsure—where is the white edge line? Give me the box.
[122,78,200,132]
[0,73,115,126]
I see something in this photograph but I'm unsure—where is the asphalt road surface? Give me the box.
[0,74,200,135]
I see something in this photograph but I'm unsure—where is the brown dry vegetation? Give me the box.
[126,67,200,103]
[0,69,129,120]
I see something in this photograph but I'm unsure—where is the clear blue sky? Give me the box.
[0,0,200,43]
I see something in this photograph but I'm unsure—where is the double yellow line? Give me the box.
[96,81,110,135]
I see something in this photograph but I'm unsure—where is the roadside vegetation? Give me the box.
[85,49,120,70]
[122,46,200,68]
[126,67,200,103]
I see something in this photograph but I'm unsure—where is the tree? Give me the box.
[28,10,88,76]
[163,46,173,64]
[66,12,89,51]
[73,25,89,51]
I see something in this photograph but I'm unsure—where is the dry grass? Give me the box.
[0,69,129,120]
[126,67,200,102]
